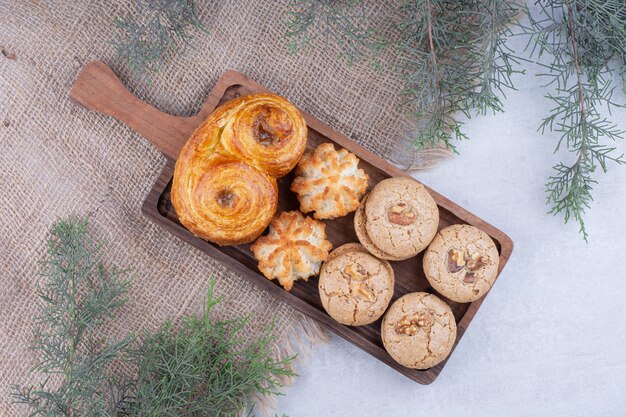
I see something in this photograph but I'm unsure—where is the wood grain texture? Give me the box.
[70,61,514,384]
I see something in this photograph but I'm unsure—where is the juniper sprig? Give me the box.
[285,0,381,65]
[396,0,473,152]
[13,218,296,416]
[284,0,523,152]
[126,279,296,417]
[523,1,626,240]
[113,0,205,81]
[12,217,134,416]
[397,0,523,152]
[466,0,525,115]
[282,0,626,240]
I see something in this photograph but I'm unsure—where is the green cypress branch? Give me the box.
[285,0,382,65]
[12,217,134,416]
[398,0,523,151]
[397,0,473,152]
[523,1,626,240]
[13,218,295,416]
[467,0,525,115]
[124,279,296,417]
[284,1,523,151]
[113,0,205,81]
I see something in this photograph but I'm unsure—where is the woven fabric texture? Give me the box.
[0,0,417,414]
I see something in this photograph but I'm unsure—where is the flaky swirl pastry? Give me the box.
[251,211,333,291]
[172,93,307,245]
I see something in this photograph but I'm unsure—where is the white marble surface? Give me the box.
[277,26,626,417]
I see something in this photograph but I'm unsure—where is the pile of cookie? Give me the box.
[251,142,368,288]
[170,89,500,370]
[255,145,500,370]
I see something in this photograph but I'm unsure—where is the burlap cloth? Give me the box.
[0,0,433,414]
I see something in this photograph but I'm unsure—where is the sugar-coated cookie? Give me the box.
[423,224,499,303]
[251,211,332,291]
[354,194,406,261]
[382,292,456,369]
[291,143,369,219]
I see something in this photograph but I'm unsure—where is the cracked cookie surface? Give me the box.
[319,244,394,326]
[382,292,456,369]
[361,177,439,260]
[354,194,406,261]
[423,224,499,303]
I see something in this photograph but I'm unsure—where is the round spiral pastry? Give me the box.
[172,153,278,245]
[218,94,308,178]
[172,93,307,246]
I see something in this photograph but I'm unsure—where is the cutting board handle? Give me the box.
[69,61,200,159]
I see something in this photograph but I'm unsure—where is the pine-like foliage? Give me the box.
[395,0,522,151]
[12,217,134,416]
[523,1,626,240]
[113,0,204,80]
[124,280,296,417]
[285,0,382,65]
[283,1,626,240]
[13,218,296,416]
[467,0,525,115]
[285,0,521,151]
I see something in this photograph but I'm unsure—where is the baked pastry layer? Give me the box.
[218,94,308,178]
[382,292,456,370]
[251,211,332,291]
[423,224,499,303]
[172,153,278,245]
[291,143,368,219]
[172,93,307,245]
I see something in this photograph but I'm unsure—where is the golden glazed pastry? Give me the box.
[172,153,278,245]
[291,143,369,219]
[172,93,308,245]
[251,211,333,291]
[217,94,308,178]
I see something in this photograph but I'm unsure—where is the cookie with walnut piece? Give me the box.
[251,211,333,291]
[423,224,499,303]
[291,143,369,219]
[356,177,438,260]
[318,243,394,326]
[382,292,456,370]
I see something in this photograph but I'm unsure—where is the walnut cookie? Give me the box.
[251,211,332,291]
[354,177,439,261]
[382,292,456,370]
[291,143,369,219]
[423,224,499,303]
[318,244,395,326]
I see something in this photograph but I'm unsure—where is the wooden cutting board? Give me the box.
[70,61,514,384]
